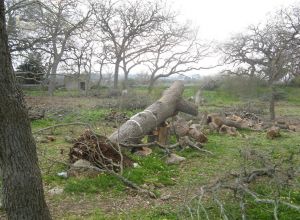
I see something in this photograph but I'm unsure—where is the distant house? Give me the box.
[64,74,92,91]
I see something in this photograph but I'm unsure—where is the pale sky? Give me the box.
[172,0,299,41]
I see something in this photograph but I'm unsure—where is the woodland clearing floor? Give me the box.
[1,91,300,219]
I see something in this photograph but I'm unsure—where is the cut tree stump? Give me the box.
[109,81,198,144]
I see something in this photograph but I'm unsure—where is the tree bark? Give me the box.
[47,60,59,96]
[122,71,129,90]
[269,87,276,121]
[0,2,51,219]
[109,81,198,144]
[113,58,121,89]
[148,78,155,93]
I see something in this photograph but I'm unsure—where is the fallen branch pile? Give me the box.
[183,148,300,219]
[69,130,133,172]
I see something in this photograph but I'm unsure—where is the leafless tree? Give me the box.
[5,0,93,95]
[221,7,300,120]
[39,0,93,95]
[145,22,211,92]
[93,0,169,89]
[5,0,51,52]
[95,44,110,88]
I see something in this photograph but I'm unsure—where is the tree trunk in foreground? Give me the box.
[109,81,198,144]
[0,2,51,219]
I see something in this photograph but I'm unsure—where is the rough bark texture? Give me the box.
[109,81,198,144]
[0,2,51,219]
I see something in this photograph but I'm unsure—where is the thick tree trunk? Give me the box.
[0,2,51,219]
[113,58,121,89]
[109,81,198,144]
[47,60,59,96]
[122,71,129,90]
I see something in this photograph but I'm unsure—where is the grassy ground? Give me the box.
[2,84,300,219]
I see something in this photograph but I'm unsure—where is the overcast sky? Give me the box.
[172,0,299,41]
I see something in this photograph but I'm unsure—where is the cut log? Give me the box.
[158,123,170,145]
[109,81,198,144]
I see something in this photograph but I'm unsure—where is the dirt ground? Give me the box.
[1,94,299,219]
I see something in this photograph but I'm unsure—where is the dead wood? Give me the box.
[33,122,92,134]
[69,130,133,171]
[109,81,198,144]
[183,149,300,219]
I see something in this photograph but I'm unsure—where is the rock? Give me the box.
[57,171,68,178]
[134,147,152,157]
[165,153,186,165]
[48,187,63,195]
[68,159,102,177]
[133,163,140,168]
[266,126,281,139]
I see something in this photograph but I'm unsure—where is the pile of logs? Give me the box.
[69,81,209,169]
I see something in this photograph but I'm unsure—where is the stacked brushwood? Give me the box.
[69,130,133,172]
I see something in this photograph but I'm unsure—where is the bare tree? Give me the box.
[120,42,151,89]
[6,0,93,95]
[221,10,300,120]
[40,0,92,95]
[93,0,169,89]
[145,22,210,92]
[0,1,51,218]
[5,0,52,52]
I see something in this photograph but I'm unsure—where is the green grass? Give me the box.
[63,154,178,195]
[278,86,300,104]
[31,118,57,129]
[64,174,125,194]
[65,205,179,220]
[22,84,300,219]
[124,154,178,186]
[202,89,241,106]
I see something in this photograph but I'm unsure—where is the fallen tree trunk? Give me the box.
[109,81,198,144]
